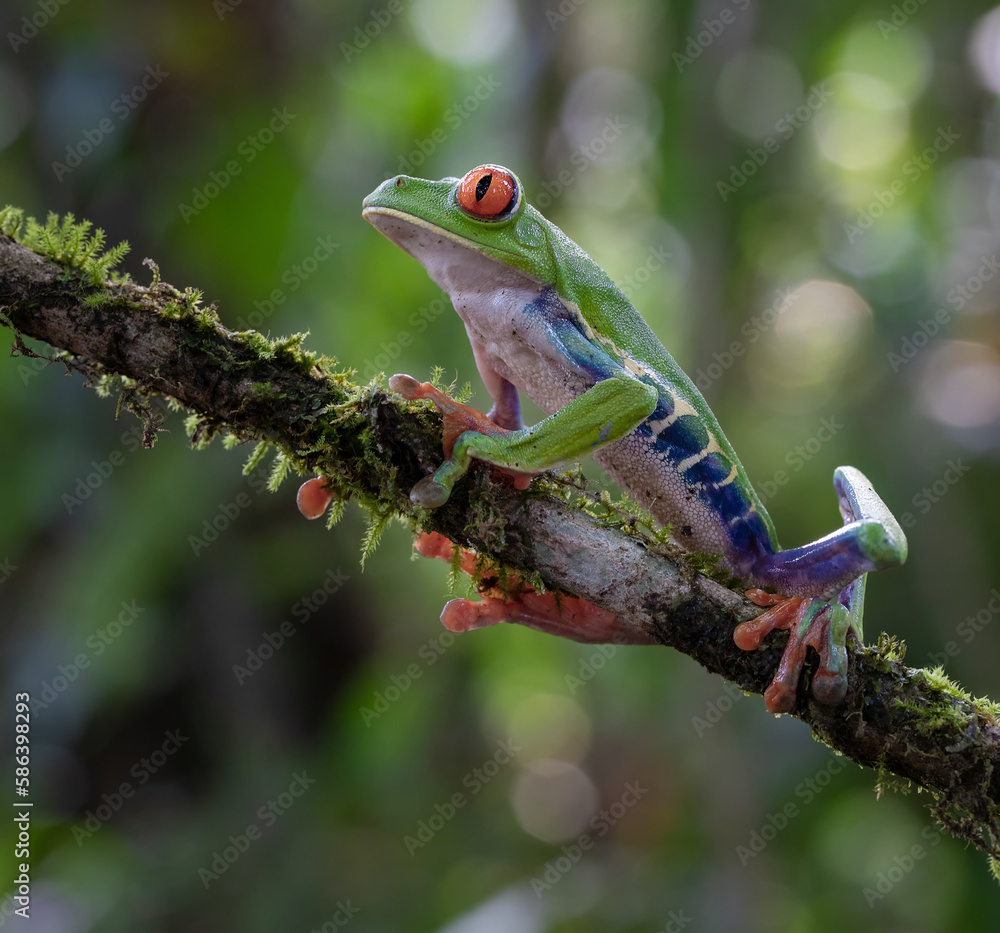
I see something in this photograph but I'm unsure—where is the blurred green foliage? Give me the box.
[2,0,1000,930]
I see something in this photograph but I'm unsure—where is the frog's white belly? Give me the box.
[365,208,738,563]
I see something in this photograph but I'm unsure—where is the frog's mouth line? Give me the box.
[361,205,522,261]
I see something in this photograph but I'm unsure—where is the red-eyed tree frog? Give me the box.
[301,164,908,714]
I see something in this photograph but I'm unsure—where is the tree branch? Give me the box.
[2,230,998,861]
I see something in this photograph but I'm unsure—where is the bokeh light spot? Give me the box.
[835,23,933,102]
[970,6,1000,95]
[920,341,1000,429]
[750,280,872,404]
[411,0,518,66]
[506,693,592,765]
[813,73,909,171]
[510,759,598,843]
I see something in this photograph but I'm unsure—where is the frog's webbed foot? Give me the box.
[735,588,856,714]
[415,532,656,645]
[735,466,904,713]
[390,375,536,508]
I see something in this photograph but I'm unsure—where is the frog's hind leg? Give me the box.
[414,532,656,646]
[735,466,903,713]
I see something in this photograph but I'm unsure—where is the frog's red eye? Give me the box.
[457,165,519,220]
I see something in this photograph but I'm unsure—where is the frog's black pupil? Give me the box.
[475,173,492,201]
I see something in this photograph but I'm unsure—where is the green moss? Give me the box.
[360,508,395,569]
[1,206,130,285]
[267,449,293,492]
[920,666,973,704]
[975,696,1000,724]
[873,761,914,798]
[872,632,907,663]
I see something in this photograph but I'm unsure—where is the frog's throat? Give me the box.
[362,206,522,263]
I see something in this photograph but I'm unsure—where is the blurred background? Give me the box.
[1,0,1000,930]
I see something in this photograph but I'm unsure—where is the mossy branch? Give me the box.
[1,216,999,865]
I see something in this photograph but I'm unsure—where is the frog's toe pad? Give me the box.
[441,597,510,633]
[811,668,849,706]
[297,477,334,520]
[735,597,847,714]
[410,474,452,508]
[389,373,423,398]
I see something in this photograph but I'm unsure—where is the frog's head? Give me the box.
[362,165,562,292]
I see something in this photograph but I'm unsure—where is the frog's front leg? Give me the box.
[388,374,537,490]
[736,467,906,713]
[391,372,658,508]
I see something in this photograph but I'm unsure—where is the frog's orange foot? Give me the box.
[414,531,479,575]
[297,477,335,520]
[390,374,505,454]
[734,594,842,714]
[441,592,655,644]
[389,373,536,487]
[415,532,655,645]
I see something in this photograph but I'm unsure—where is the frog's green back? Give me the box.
[363,169,781,558]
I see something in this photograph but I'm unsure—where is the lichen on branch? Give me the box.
[1,208,999,867]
